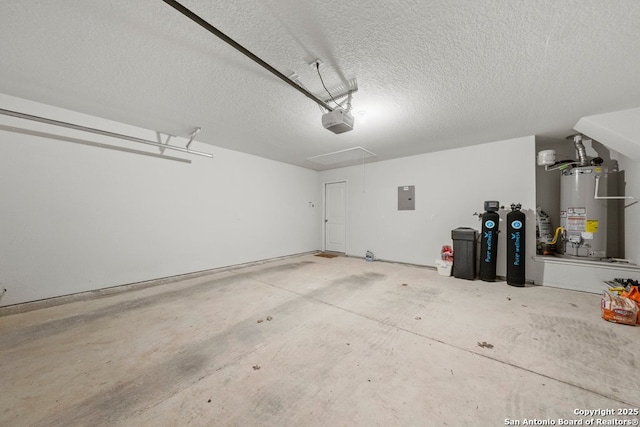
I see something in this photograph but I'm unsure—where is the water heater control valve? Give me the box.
[568,234,583,245]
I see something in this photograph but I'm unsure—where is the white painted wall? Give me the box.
[0,95,321,306]
[10,90,633,307]
[318,136,537,281]
[612,151,640,264]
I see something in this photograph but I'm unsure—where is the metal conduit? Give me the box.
[0,108,214,158]
[162,0,334,112]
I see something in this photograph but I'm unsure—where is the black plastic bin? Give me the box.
[451,227,478,280]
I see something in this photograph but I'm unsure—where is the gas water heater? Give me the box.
[559,165,608,258]
[538,134,609,260]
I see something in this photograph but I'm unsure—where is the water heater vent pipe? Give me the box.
[573,134,589,166]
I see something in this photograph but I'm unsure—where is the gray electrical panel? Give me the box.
[398,185,415,210]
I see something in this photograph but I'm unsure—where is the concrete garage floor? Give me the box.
[1,254,639,426]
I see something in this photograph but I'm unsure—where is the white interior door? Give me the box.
[325,181,346,253]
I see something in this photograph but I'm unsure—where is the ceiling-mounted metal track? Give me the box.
[0,108,214,158]
[162,0,335,112]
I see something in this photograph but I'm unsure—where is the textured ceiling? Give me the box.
[1,0,640,170]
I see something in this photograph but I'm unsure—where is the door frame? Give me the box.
[323,180,348,253]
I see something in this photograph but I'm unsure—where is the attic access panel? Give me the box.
[398,186,415,210]
[307,146,376,167]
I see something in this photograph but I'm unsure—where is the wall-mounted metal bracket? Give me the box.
[158,134,172,155]
[186,127,201,149]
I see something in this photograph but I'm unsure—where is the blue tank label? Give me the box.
[484,220,496,229]
[511,220,522,230]
[511,231,521,266]
[483,231,493,262]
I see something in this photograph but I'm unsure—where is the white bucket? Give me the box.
[435,260,453,276]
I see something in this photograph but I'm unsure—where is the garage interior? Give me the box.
[1,1,640,425]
